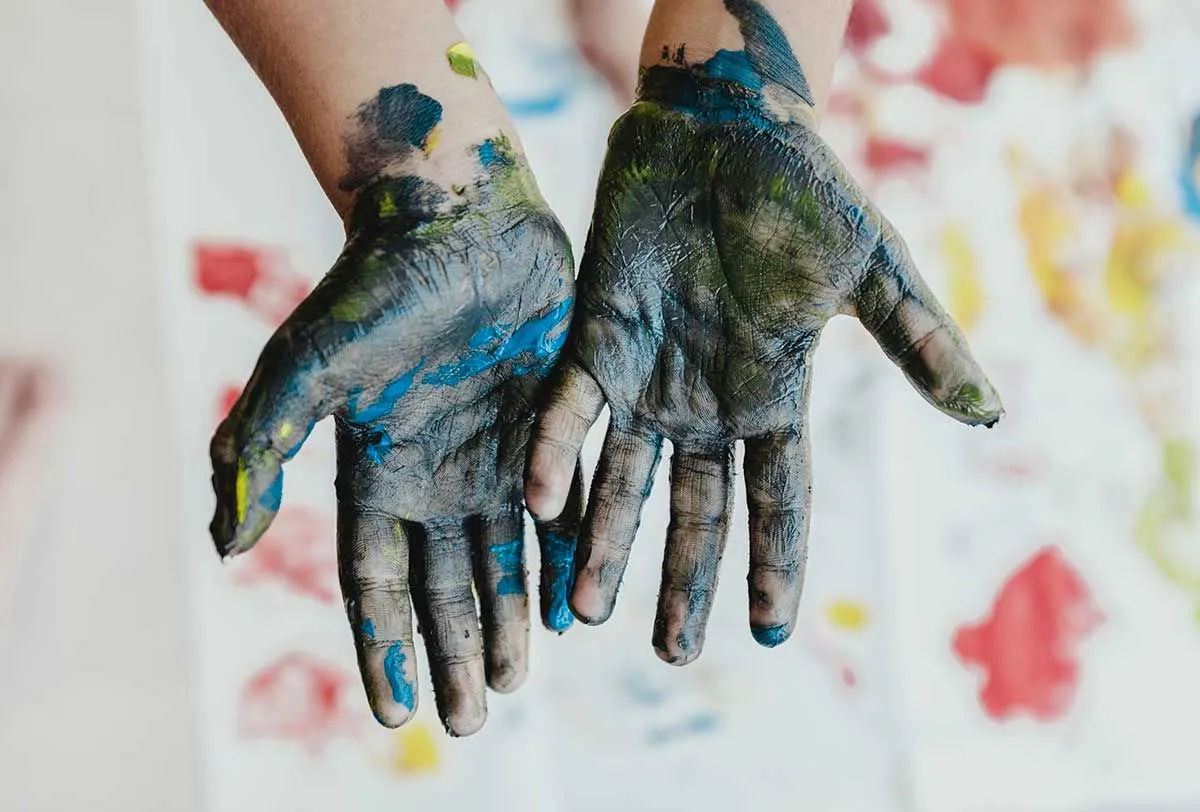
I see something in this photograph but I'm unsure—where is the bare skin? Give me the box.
[526,0,1001,664]
[206,0,581,736]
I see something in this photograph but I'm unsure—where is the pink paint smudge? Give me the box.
[953,546,1103,722]
[233,505,337,604]
[240,653,361,753]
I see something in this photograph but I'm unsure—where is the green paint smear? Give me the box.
[1134,439,1200,613]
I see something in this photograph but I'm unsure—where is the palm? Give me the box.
[211,143,579,737]
[526,21,1001,665]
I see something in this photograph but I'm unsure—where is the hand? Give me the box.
[211,85,579,736]
[525,0,1001,665]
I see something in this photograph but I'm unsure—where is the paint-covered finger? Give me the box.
[653,446,734,666]
[744,430,811,648]
[410,519,487,736]
[210,326,333,558]
[855,218,1003,427]
[525,361,604,520]
[572,423,663,624]
[472,506,530,693]
[535,464,583,632]
[340,510,419,728]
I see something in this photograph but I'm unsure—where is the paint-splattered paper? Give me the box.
[139,0,1200,809]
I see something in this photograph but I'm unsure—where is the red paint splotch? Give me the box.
[240,653,361,753]
[916,34,999,104]
[193,242,311,327]
[217,384,242,423]
[864,137,931,174]
[233,505,337,604]
[953,546,1103,722]
[846,0,891,54]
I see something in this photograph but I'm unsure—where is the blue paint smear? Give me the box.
[259,471,283,511]
[361,618,376,640]
[346,360,426,424]
[424,299,571,387]
[704,49,763,92]
[478,139,504,168]
[279,419,316,462]
[542,531,576,632]
[647,712,720,746]
[384,643,416,710]
[503,89,572,118]
[365,428,393,465]
[1181,113,1200,222]
[751,623,790,648]
[490,538,525,596]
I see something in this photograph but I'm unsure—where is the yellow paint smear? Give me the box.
[940,225,984,333]
[827,599,869,632]
[278,421,293,441]
[392,723,439,775]
[235,461,250,525]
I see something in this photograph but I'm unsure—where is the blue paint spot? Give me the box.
[424,299,571,387]
[1181,113,1200,222]
[647,712,720,746]
[751,623,790,648]
[384,643,416,710]
[365,428,393,465]
[704,49,763,92]
[346,360,426,423]
[503,89,572,118]
[361,618,376,640]
[478,139,503,168]
[490,538,525,596]
[542,531,575,632]
[259,471,283,511]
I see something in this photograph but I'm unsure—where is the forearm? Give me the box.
[205,0,516,221]
[639,0,853,119]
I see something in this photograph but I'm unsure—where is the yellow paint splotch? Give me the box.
[391,723,440,776]
[940,225,985,333]
[827,599,870,632]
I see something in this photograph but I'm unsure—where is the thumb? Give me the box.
[854,218,1003,427]
[210,324,335,558]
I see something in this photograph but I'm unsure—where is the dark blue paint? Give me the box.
[542,531,575,632]
[723,0,814,105]
[384,643,416,710]
[346,360,426,423]
[704,50,764,92]
[424,299,571,387]
[490,538,525,596]
[751,623,790,648]
[259,471,283,511]
[478,139,504,168]
[361,618,376,640]
[375,84,443,150]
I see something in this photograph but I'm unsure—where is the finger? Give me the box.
[409,519,487,736]
[340,509,419,728]
[210,326,334,558]
[854,219,1003,427]
[571,422,664,624]
[744,430,811,648]
[652,446,734,666]
[471,506,530,693]
[525,360,605,520]
[535,464,584,632]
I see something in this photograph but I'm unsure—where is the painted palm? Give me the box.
[211,87,578,737]
[526,0,1002,665]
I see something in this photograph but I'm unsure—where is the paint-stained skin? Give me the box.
[211,75,582,736]
[526,0,1001,666]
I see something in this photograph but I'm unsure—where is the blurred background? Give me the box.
[3,0,1200,809]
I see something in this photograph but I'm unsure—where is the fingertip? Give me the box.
[750,623,792,648]
[525,472,568,521]
[442,703,488,737]
[486,660,528,694]
[568,582,613,626]
[369,698,418,729]
[653,639,702,667]
[940,379,1005,428]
